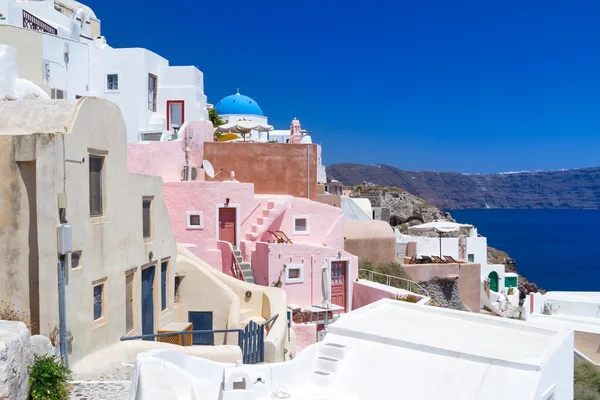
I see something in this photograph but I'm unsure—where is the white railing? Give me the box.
[358,269,430,298]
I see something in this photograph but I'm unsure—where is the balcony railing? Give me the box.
[23,10,57,35]
[358,268,431,298]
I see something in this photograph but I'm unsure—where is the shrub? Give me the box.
[28,354,71,400]
[575,359,600,400]
[0,301,36,332]
[359,259,413,290]
[392,294,418,303]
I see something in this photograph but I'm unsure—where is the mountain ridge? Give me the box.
[326,163,600,210]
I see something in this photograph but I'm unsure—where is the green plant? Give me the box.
[209,108,225,128]
[391,294,418,303]
[28,354,71,400]
[575,359,600,400]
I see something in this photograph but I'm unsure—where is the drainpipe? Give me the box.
[57,255,68,368]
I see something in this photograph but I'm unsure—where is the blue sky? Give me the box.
[88,0,600,173]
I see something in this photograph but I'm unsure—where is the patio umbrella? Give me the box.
[321,260,331,310]
[215,119,273,142]
[408,220,473,258]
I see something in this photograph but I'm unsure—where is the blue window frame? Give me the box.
[161,261,168,311]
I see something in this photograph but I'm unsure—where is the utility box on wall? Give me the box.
[57,224,72,255]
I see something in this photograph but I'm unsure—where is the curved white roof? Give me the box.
[58,0,98,19]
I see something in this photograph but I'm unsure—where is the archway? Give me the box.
[488,271,499,293]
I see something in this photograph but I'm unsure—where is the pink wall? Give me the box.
[266,197,345,250]
[163,181,258,244]
[127,121,213,182]
[262,243,358,308]
[351,281,424,310]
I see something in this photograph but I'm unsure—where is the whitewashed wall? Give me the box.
[42,33,90,98]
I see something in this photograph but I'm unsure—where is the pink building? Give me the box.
[128,121,358,311]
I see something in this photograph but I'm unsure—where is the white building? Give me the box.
[129,299,573,399]
[0,0,209,142]
[525,291,600,365]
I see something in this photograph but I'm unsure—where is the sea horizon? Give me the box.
[448,209,600,292]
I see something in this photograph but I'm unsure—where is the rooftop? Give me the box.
[330,299,570,366]
[0,99,79,135]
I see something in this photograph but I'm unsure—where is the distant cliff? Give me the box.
[327,163,600,210]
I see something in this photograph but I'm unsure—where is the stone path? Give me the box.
[69,363,133,400]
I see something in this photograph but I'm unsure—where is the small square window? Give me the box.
[186,211,204,229]
[107,74,118,90]
[293,216,309,235]
[285,264,304,284]
[92,280,106,323]
[71,250,82,269]
[468,254,475,262]
[142,197,153,239]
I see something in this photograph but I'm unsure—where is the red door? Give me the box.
[330,261,346,309]
[219,208,236,245]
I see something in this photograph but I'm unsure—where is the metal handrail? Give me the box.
[121,328,243,347]
[358,268,430,298]
[262,313,279,331]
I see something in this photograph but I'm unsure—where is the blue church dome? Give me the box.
[215,90,264,116]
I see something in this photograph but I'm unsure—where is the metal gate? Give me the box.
[240,320,264,364]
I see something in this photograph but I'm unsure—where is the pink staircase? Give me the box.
[245,200,288,241]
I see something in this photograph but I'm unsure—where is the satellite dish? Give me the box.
[300,135,312,144]
[202,159,215,178]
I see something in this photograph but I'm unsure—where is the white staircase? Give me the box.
[245,200,288,241]
[239,308,266,329]
[310,342,347,387]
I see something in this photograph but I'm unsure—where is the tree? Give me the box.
[209,108,224,127]
[209,108,225,142]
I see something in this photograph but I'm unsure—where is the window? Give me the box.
[174,275,184,304]
[51,89,66,99]
[142,197,153,239]
[92,279,107,324]
[161,260,168,311]
[285,264,304,284]
[148,73,157,111]
[125,272,135,334]
[467,254,475,262]
[106,74,118,90]
[89,155,104,217]
[293,216,309,235]
[186,211,204,229]
[71,250,82,269]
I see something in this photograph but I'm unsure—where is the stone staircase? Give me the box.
[310,341,348,387]
[233,246,254,284]
[245,200,288,241]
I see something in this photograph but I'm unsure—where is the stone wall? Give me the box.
[0,321,33,400]
[0,321,54,400]
[418,278,468,311]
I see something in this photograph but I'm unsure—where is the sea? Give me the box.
[448,209,600,292]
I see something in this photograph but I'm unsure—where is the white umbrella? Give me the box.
[215,119,273,133]
[408,220,473,258]
[321,260,331,310]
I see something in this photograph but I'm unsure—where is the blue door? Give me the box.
[188,311,213,345]
[141,266,155,340]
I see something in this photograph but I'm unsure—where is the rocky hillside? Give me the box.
[328,163,600,209]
